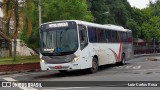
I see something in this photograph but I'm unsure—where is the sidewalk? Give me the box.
[134,53,160,58]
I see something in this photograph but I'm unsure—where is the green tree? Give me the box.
[88,0,141,38]
[141,16,160,41]
[42,0,93,22]
[20,0,93,50]
[126,19,140,38]
[1,0,33,57]
[87,0,110,24]
[140,0,160,41]
[20,0,39,50]
[2,0,33,39]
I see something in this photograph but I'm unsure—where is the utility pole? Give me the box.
[13,0,18,61]
[154,39,156,53]
[39,0,42,26]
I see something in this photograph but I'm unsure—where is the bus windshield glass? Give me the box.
[40,22,78,55]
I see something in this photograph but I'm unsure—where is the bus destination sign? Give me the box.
[49,22,68,28]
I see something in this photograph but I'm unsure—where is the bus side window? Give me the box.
[128,32,132,43]
[105,29,111,43]
[124,32,128,42]
[78,25,88,50]
[88,27,97,42]
[121,32,124,42]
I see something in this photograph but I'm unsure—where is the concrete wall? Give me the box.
[0,48,9,57]
[12,39,37,56]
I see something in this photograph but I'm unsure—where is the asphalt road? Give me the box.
[0,55,160,90]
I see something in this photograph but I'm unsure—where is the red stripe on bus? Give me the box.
[108,48,118,62]
[117,42,123,62]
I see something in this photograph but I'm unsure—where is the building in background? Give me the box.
[0,0,36,57]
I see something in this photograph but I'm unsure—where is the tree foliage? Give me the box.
[2,0,33,39]
[87,0,141,38]
[142,16,160,41]
[20,1,39,49]
[141,0,160,41]
[43,0,93,22]
[12,0,160,49]
[88,0,160,40]
[20,0,93,49]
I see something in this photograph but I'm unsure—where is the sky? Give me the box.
[127,0,157,9]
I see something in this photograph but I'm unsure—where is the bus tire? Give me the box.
[88,57,98,73]
[119,54,125,65]
[59,70,67,73]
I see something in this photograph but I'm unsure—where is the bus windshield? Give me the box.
[40,22,78,55]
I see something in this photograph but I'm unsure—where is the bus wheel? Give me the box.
[89,57,98,73]
[120,54,125,65]
[59,70,67,73]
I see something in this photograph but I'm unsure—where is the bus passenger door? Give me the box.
[78,25,91,69]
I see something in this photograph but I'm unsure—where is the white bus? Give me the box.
[40,20,133,73]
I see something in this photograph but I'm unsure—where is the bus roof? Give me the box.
[41,20,131,32]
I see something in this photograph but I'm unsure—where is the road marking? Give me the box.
[116,65,142,70]
[12,73,30,77]
[125,66,132,69]
[1,73,30,78]
[132,65,141,69]
[116,66,123,69]
[133,69,160,71]
[3,77,38,90]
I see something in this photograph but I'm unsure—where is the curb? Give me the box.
[0,69,41,75]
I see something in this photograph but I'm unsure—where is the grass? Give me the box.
[0,55,40,65]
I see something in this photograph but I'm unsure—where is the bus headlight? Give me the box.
[41,60,46,63]
[74,56,80,61]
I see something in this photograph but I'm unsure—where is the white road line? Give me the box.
[133,69,160,71]
[3,77,38,90]
[1,73,30,78]
[116,66,123,69]
[132,65,141,69]
[125,66,132,69]
[12,74,30,77]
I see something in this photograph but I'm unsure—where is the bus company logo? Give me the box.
[2,82,12,87]
[93,47,106,52]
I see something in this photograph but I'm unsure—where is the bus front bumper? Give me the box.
[40,60,81,70]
